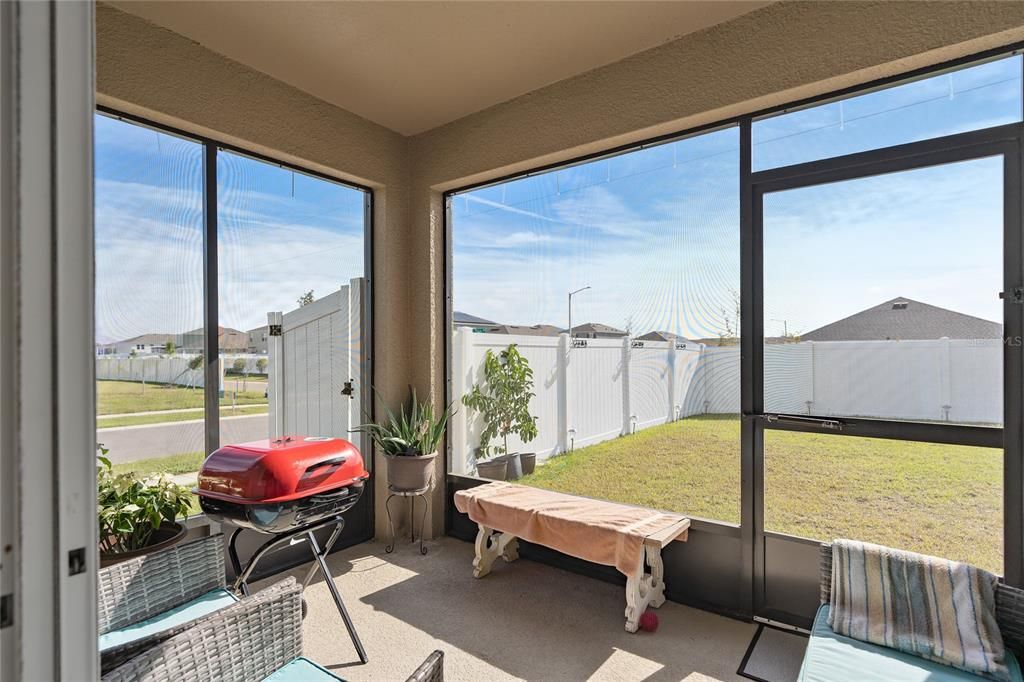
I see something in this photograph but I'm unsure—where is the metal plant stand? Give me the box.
[385,485,430,555]
[227,514,369,665]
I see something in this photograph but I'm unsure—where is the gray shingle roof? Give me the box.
[637,331,700,343]
[487,324,563,336]
[571,322,627,335]
[454,311,497,326]
[115,333,176,346]
[802,297,1001,342]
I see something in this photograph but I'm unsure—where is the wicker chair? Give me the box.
[98,533,236,671]
[406,650,444,682]
[101,578,316,682]
[818,542,1024,659]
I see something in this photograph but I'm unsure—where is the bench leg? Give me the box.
[472,525,519,578]
[624,546,666,632]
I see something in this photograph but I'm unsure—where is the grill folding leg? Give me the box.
[227,515,369,664]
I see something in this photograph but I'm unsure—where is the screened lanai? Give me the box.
[5,2,1024,681]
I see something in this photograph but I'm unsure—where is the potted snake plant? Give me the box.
[97,445,193,567]
[357,389,453,492]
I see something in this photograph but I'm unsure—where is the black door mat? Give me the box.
[737,623,810,682]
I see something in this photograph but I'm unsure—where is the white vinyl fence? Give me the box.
[449,329,1002,475]
[222,354,271,376]
[96,355,223,389]
[266,279,363,443]
[450,329,704,475]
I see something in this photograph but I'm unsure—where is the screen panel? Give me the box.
[94,114,205,491]
[762,156,1004,426]
[763,429,1002,574]
[753,55,1022,170]
[450,127,742,523]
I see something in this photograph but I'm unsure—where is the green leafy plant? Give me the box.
[97,444,192,554]
[356,389,453,457]
[462,344,538,459]
[256,357,268,374]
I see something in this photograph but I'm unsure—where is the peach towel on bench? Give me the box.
[453,482,688,578]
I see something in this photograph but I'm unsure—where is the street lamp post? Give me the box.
[568,286,591,342]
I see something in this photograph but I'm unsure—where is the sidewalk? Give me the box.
[100,406,204,419]
[99,404,267,419]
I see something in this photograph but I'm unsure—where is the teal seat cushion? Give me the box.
[99,588,238,653]
[800,605,1023,682]
[261,657,344,681]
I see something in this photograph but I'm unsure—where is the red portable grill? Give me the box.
[196,436,370,664]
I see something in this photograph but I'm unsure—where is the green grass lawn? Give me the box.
[112,451,205,477]
[520,415,1002,574]
[97,379,267,415]
[97,404,269,428]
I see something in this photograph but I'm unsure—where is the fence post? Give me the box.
[622,336,632,435]
[667,342,676,422]
[558,333,570,453]
[451,327,471,475]
[267,311,284,439]
[939,336,952,421]
[807,341,816,414]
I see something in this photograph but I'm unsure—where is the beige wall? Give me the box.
[96,1,1024,539]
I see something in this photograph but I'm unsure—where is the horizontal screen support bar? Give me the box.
[749,413,1003,449]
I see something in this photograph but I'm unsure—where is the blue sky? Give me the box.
[95,56,1021,345]
[94,115,365,343]
[453,56,1021,339]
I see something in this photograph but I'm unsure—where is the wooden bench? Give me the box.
[455,483,690,632]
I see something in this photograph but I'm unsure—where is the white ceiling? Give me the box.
[110,1,770,136]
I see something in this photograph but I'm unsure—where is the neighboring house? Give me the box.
[177,326,249,353]
[570,322,628,339]
[97,333,175,356]
[247,325,270,354]
[101,326,251,357]
[636,331,701,345]
[454,311,497,329]
[802,296,1001,342]
[219,327,249,352]
[486,324,564,336]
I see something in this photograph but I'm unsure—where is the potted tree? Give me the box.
[357,389,452,492]
[97,446,193,567]
[462,344,539,480]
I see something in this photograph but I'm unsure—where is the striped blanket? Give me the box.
[829,540,1009,681]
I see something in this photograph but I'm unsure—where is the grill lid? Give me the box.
[197,436,369,504]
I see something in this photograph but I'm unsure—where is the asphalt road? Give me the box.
[98,413,269,463]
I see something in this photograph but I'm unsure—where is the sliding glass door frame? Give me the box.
[743,121,1024,623]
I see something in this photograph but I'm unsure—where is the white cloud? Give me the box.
[95,182,364,341]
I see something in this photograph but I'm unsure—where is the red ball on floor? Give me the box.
[638,610,659,632]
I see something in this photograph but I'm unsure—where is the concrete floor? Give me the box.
[255,537,757,682]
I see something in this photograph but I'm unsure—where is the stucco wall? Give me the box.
[96,0,1024,539]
